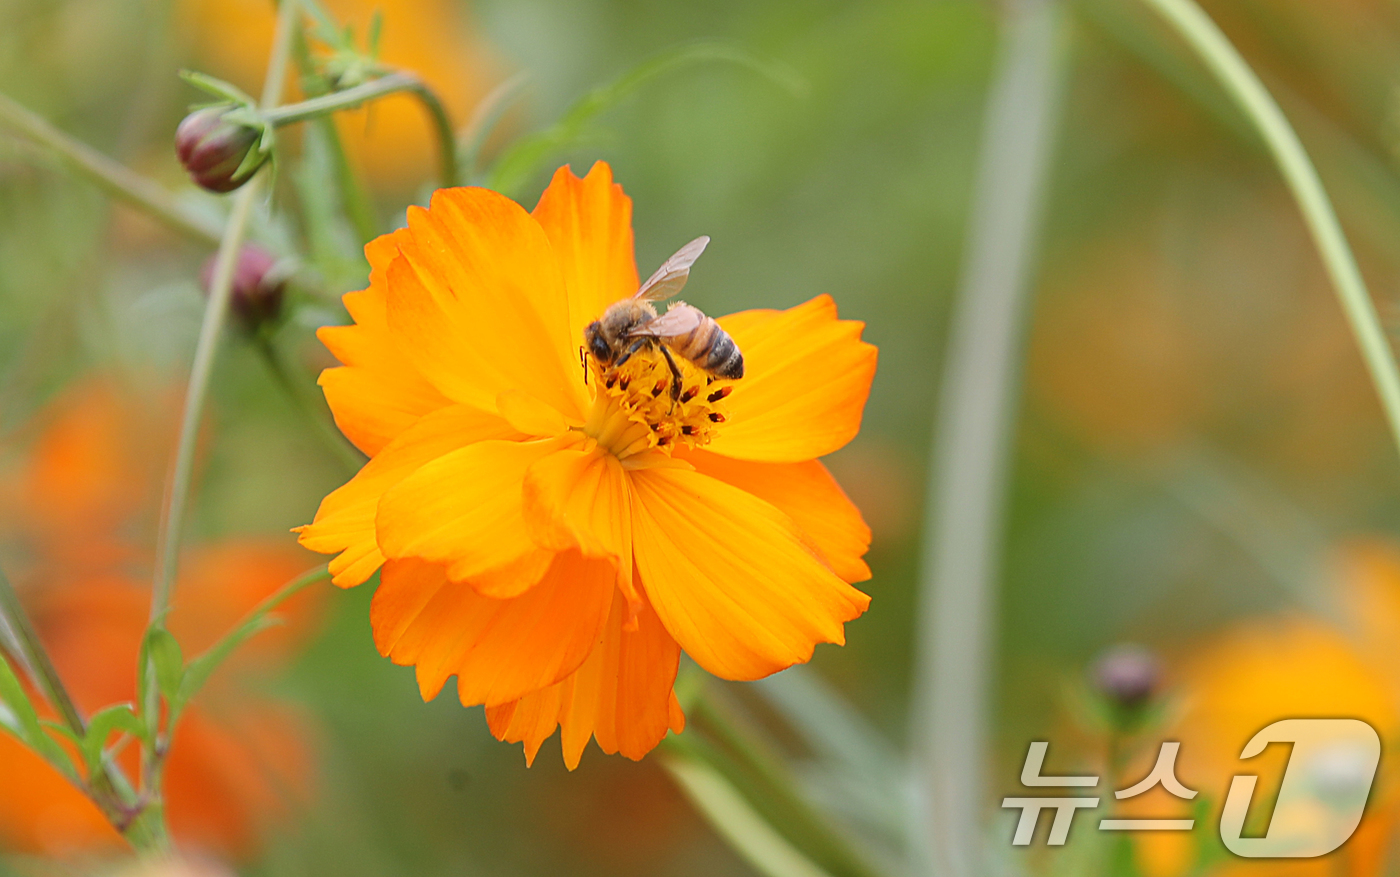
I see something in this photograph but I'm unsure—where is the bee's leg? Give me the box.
[612,337,650,370]
[578,345,588,385]
[658,344,685,402]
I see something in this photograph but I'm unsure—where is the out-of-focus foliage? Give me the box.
[4,0,1400,873]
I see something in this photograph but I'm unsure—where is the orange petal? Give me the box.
[375,437,563,597]
[531,162,640,347]
[486,590,682,769]
[683,450,871,583]
[705,295,877,463]
[317,232,454,455]
[296,404,518,587]
[482,686,564,767]
[521,441,640,614]
[630,466,870,680]
[497,388,572,437]
[385,187,587,421]
[372,554,613,707]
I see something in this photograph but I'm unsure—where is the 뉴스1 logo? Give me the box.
[1002,718,1381,857]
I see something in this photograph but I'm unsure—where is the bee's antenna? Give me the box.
[579,345,589,385]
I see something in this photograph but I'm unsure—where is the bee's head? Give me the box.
[584,321,613,364]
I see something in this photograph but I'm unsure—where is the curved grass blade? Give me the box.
[1138,0,1400,459]
[459,72,531,184]
[486,41,805,198]
[663,739,835,877]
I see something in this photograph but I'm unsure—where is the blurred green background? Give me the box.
[5,0,1400,874]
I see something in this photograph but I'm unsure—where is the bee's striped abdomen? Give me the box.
[670,318,745,380]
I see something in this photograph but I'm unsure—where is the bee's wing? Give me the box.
[635,235,710,302]
[629,303,706,338]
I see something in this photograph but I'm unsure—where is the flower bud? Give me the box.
[200,244,286,331]
[1090,643,1160,710]
[175,106,266,193]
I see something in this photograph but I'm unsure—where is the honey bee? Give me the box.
[583,235,744,399]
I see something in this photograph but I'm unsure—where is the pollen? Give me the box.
[579,347,733,461]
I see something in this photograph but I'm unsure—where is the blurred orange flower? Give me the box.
[0,378,321,859]
[1127,545,1400,877]
[177,0,498,189]
[298,163,876,768]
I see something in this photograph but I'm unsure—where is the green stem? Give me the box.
[0,92,222,246]
[150,0,300,623]
[0,570,85,736]
[265,71,458,188]
[458,72,530,183]
[166,565,330,730]
[1140,0,1400,459]
[910,3,1066,875]
[0,569,150,850]
[254,334,365,474]
[263,72,420,125]
[121,804,173,855]
[150,179,261,621]
[290,25,378,246]
[690,687,882,877]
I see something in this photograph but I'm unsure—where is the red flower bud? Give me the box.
[200,244,286,331]
[1091,643,1161,709]
[175,107,266,193]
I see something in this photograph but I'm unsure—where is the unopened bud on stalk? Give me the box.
[200,244,287,331]
[1091,643,1161,710]
[175,106,268,193]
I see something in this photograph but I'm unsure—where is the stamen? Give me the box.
[578,347,731,460]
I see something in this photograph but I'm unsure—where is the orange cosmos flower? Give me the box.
[298,162,876,768]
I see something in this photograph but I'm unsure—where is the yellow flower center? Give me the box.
[579,346,733,461]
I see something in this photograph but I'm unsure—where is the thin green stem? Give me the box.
[0,92,222,245]
[404,76,459,187]
[910,3,1066,876]
[294,28,378,243]
[165,565,329,734]
[150,0,300,622]
[150,180,261,621]
[1140,0,1400,459]
[263,69,458,188]
[290,24,378,246]
[690,687,883,877]
[0,569,153,851]
[0,569,85,736]
[458,72,530,183]
[263,72,420,126]
[254,335,365,474]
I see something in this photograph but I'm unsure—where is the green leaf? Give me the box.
[174,566,329,713]
[81,704,144,773]
[0,654,77,780]
[39,719,80,747]
[176,617,280,712]
[366,9,383,59]
[178,70,258,108]
[486,41,806,198]
[141,626,184,703]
